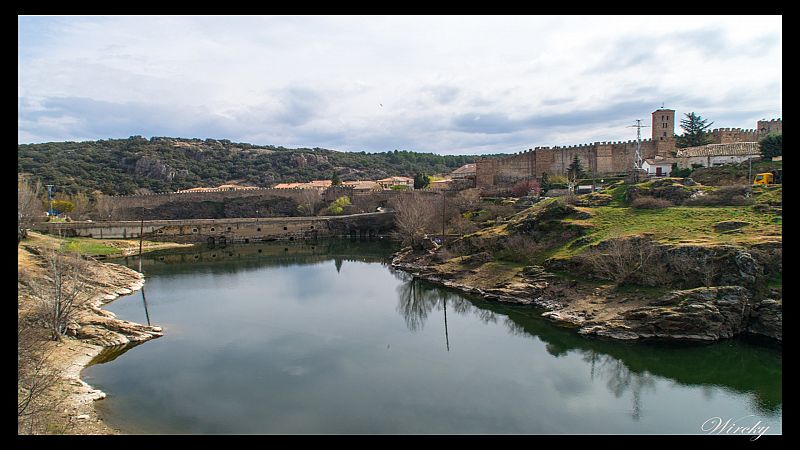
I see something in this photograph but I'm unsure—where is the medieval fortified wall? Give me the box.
[476,110,782,189]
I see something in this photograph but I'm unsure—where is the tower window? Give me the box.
[663,132,667,137]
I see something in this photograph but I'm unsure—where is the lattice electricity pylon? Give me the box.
[626,119,649,171]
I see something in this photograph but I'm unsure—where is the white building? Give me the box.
[675,142,761,169]
[641,158,673,177]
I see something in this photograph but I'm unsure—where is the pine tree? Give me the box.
[331,171,341,186]
[566,155,586,181]
[759,133,782,159]
[675,112,714,148]
[413,172,430,189]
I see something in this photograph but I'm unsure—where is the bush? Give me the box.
[684,185,753,206]
[631,197,674,209]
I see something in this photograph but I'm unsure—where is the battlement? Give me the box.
[111,186,309,199]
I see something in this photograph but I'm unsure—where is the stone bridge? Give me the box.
[33,211,396,244]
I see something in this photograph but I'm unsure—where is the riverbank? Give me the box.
[391,244,782,343]
[389,184,781,344]
[18,234,171,434]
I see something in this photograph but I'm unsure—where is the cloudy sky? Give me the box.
[18,15,782,155]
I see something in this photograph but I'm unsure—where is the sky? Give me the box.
[18,15,782,155]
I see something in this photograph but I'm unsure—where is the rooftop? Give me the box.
[676,142,761,158]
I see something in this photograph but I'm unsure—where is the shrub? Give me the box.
[630,197,674,209]
[685,185,753,206]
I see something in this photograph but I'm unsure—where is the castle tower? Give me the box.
[652,108,676,156]
[652,108,675,142]
[757,118,782,137]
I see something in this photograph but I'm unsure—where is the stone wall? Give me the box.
[757,119,782,136]
[34,212,396,243]
[709,128,758,144]
[476,139,660,189]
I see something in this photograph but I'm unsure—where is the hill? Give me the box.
[18,136,483,195]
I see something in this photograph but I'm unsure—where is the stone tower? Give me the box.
[652,108,676,156]
[652,108,675,142]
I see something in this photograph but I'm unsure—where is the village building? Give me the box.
[343,180,382,192]
[176,184,258,193]
[451,163,476,179]
[428,178,453,190]
[641,157,674,177]
[377,176,415,190]
[675,142,761,169]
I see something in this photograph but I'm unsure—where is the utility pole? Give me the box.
[45,184,54,218]
[627,120,650,181]
[441,190,446,246]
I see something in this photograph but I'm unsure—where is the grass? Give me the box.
[553,204,781,259]
[61,237,120,256]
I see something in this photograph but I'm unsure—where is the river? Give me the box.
[83,239,782,434]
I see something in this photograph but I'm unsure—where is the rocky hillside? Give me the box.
[18,136,480,195]
[392,179,782,342]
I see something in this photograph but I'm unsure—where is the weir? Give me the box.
[32,212,396,243]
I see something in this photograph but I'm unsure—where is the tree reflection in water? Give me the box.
[392,270,780,418]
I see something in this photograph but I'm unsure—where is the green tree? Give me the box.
[566,155,586,181]
[413,172,430,189]
[51,200,74,215]
[759,133,782,159]
[675,112,714,148]
[327,196,351,215]
[331,171,341,186]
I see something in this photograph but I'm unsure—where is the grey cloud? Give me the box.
[424,85,460,105]
[20,96,239,142]
[451,100,658,136]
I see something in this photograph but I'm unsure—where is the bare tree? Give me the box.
[70,192,91,220]
[448,214,478,237]
[91,191,116,220]
[18,319,64,434]
[585,236,660,285]
[453,188,481,213]
[32,251,88,341]
[18,175,44,241]
[297,188,322,216]
[390,192,438,250]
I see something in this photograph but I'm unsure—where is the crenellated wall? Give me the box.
[709,128,758,144]
[476,114,782,190]
[476,139,660,188]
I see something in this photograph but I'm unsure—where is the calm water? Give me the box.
[84,239,782,434]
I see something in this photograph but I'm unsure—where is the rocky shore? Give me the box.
[391,246,782,343]
[18,243,164,434]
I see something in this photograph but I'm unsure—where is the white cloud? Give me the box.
[18,15,782,154]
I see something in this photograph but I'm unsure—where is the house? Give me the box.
[451,163,476,179]
[428,178,453,190]
[343,180,382,192]
[675,142,761,169]
[176,184,257,193]
[274,180,332,191]
[641,158,673,177]
[377,176,414,190]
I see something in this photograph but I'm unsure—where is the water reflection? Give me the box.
[103,239,780,433]
[392,272,781,417]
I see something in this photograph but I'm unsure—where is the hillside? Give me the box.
[392,179,782,342]
[18,136,482,195]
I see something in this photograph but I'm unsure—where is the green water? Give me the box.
[84,239,781,434]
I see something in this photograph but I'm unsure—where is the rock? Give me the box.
[713,221,750,232]
[76,415,90,420]
[748,299,782,341]
[585,286,754,341]
[681,178,697,186]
